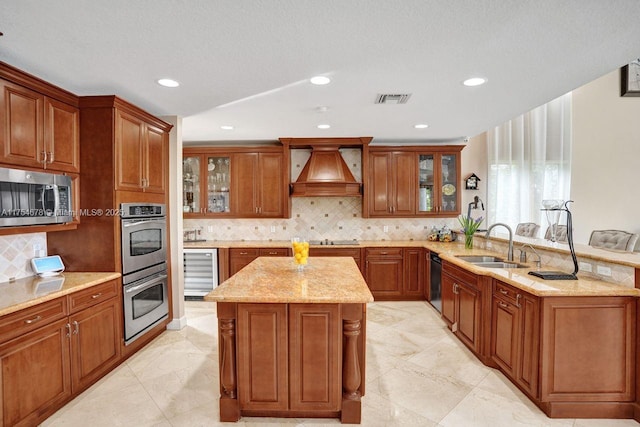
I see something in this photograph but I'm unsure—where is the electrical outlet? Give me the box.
[33,244,41,258]
[207,225,213,232]
[596,265,612,276]
[383,225,389,232]
[579,262,592,272]
[270,225,276,233]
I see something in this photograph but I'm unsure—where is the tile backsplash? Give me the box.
[0,233,47,283]
[184,197,458,242]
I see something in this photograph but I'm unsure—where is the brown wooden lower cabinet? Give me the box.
[0,318,71,427]
[489,279,636,419]
[441,261,482,355]
[0,280,122,427]
[364,247,424,300]
[218,302,365,423]
[490,280,539,398]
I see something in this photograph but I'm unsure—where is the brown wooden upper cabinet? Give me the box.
[0,66,79,173]
[363,145,463,217]
[232,152,285,217]
[183,145,290,218]
[115,109,167,193]
[78,95,171,197]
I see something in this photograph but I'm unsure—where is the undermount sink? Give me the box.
[456,255,528,268]
[473,261,528,269]
[456,255,504,263]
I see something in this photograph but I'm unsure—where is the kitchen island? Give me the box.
[204,256,373,424]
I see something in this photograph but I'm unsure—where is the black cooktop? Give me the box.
[309,239,360,246]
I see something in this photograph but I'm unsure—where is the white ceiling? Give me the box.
[2,1,640,144]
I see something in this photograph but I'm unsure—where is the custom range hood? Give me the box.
[280,137,372,197]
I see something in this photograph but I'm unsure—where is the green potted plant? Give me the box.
[458,214,484,249]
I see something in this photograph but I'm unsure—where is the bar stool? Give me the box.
[588,230,638,252]
[515,222,540,238]
[544,225,568,242]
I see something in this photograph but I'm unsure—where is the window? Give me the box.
[487,93,572,236]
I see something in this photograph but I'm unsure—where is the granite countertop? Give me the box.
[0,272,121,317]
[190,239,640,298]
[433,246,640,297]
[184,237,640,268]
[205,257,373,303]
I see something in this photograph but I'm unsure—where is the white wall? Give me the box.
[461,133,488,222]
[163,116,186,330]
[571,70,640,245]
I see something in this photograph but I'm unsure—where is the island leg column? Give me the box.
[341,303,365,424]
[217,302,240,422]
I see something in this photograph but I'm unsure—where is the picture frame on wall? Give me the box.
[620,59,640,97]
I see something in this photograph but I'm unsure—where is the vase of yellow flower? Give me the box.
[458,214,484,249]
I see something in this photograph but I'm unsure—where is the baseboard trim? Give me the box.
[167,315,187,330]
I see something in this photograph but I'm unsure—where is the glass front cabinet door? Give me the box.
[205,156,231,214]
[182,154,232,216]
[182,156,201,215]
[417,150,461,216]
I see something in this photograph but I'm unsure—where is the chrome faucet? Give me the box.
[484,223,514,261]
[519,244,541,269]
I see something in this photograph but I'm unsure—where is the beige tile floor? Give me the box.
[42,301,639,427]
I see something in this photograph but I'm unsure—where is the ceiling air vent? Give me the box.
[375,93,412,104]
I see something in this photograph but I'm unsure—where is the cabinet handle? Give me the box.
[48,151,54,164]
[66,323,71,338]
[516,294,522,308]
[380,251,388,255]
[453,283,459,294]
[24,315,42,324]
[41,151,48,166]
[498,301,508,309]
[91,292,103,299]
[239,251,248,255]
[267,251,278,255]
[499,289,508,295]
[73,321,79,335]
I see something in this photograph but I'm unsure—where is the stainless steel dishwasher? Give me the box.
[183,248,218,297]
[429,252,442,312]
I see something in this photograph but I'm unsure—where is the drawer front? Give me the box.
[365,247,403,258]
[0,297,68,344]
[493,281,519,305]
[230,248,260,257]
[442,261,479,287]
[259,248,289,256]
[68,279,119,314]
[309,247,361,260]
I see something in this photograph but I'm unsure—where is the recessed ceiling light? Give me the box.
[157,78,180,88]
[310,76,331,85]
[220,125,234,130]
[414,124,429,129]
[317,124,331,129]
[463,77,486,87]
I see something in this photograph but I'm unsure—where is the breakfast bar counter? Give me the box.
[205,257,373,423]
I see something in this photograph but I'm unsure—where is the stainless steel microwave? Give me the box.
[0,166,73,227]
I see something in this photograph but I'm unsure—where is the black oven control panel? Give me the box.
[120,203,165,218]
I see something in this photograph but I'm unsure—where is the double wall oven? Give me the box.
[120,203,169,344]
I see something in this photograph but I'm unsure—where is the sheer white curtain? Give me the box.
[486,93,572,236]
